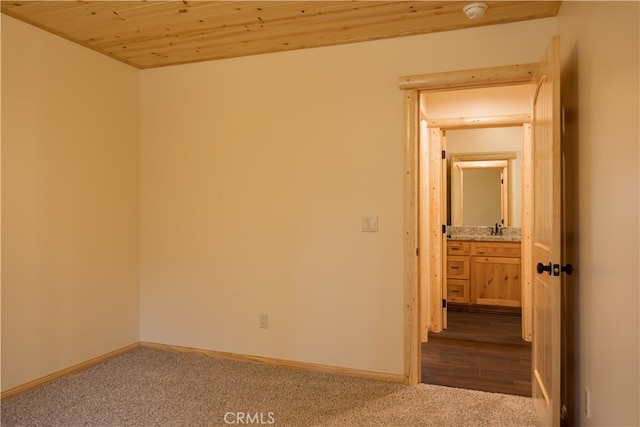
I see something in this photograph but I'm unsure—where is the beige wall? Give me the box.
[3,4,638,425]
[139,18,557,374]
[558,2,640,425]
[1,16,140,391]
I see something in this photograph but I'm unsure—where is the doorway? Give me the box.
[420,86,534,337]
[401,37,563,425]
[419,89,534,395]
[399,63,539,385]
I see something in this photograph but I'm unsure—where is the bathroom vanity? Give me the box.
[446,227,522,310]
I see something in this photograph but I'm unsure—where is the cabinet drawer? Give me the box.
[447,241,470,256]
[447,279,470,303]
[447,256,469,279]
[471,242,521,257]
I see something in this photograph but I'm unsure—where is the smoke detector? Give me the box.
[463,2,488,20]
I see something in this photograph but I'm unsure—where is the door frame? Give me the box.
[399,63,538,385]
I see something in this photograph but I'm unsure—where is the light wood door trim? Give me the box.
[401,65,537,386]
[429,128,444,333]
[418,118,430,344]
[403,89,420,385]
[521,123,533,342]
[428,113,532,130]
[399,63,539,91]
[440,131,448,329]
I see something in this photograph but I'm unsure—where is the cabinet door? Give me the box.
[471,256,521,307]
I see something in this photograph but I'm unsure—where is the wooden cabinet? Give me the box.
[447,278,470,303]
[446,240,521,309]
[446,242,470,303]
[471,241,521,258]
[447,241,470,256]
[447,256,469,279]
[470,255,521,307]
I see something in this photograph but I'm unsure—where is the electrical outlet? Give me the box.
[584,386,591,418]
[259,313,269,329]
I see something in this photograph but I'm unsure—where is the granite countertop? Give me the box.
[446,226,521,242]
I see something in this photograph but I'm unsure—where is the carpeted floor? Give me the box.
[1,346,539,426]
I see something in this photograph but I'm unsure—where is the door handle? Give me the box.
[536,262,552,275]
[554,263,574,276]
[537,262,574,276]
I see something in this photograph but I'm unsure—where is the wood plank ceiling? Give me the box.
[1,1,561,69]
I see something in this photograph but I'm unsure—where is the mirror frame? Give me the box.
[449,152,518,226]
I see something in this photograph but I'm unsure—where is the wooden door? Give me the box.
[531,36,561,427]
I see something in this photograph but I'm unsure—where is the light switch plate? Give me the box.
[361,216,378,232]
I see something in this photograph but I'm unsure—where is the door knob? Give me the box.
[536,262,552,275]
[552,263,575,276]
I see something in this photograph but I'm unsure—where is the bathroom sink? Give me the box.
[447,234,521,242]
[446,226,522,242]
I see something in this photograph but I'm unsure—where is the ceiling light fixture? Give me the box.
[463,2,488,20]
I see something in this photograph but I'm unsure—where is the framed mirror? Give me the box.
[445,127,523,227]
[449,153,518,226]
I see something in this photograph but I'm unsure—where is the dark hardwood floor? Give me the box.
[421,309,532,397]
